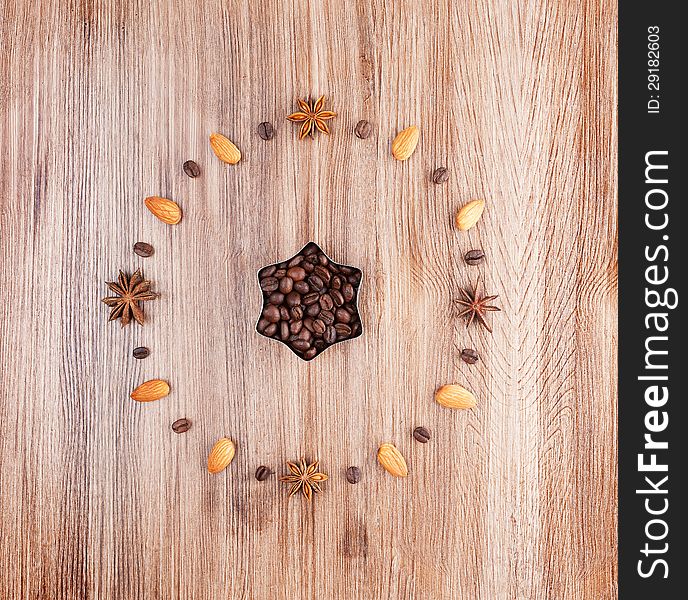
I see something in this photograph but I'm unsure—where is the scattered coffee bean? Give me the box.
[413,426,431,443]
[257,121,274,141]
[182,160,201,178]
[432,166,449,184]
[255,465,273,481]
[171,418,192,433]
[256,242,363,360]
[133,346,150,359]
[354,119,372,139]
[464,249,485,266]
[460,348,480,364]
[133,242,154,258]
[346,466,362,484]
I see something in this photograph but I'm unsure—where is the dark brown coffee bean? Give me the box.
[257,121,274,141]
[303,243,318,255]
[182,160,201,178]
[307,274,324,291]
[279,306,290,321]
[304,347,317,359]
[259,265,276,278]
[288,255,304,267]
[260,277,279,292]
[330,289,345,307]
[303,318,315,332]
[133,242,154,258]
[341,283,355,302]
[346,466,362,483]
[464,249,485,266]
[348,271,362,285]
[133,346,150,359]
[324,325,337,344]
[306,303,321,317]
[291,306,303,320]
[312,319,326,334]
[293,280,310,294]
[298,327,312,341]
[319,310,334,325]
[303,292,320,305]
[314,339,326,350]
[460,348,480,364]
[285,292,301,307]
[279,276,294,294]
[314,265,330,282]
[172,418,192,433]
[264,322,278,336]
[302,261,315,273]
[413,426,431,443]
[274,268,287,278]
[287,266,306,281]
[432,166,449,184]
[255,465,273,481]
[317,253,329,266]
[351,322,362,335]
[256,318,270,333]
[292,339,311,352]
[335,308,352,324]
[320,294,334,311]
[334,323,352,337]
[263,304,280,323]
[331,275,342,289]
[268,292,284,305]
[290,320,303,335]
[354,119,372,139]
[280,321,290,340]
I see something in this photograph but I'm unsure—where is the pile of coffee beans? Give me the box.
[256,243,362,360]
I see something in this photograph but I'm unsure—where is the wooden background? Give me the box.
[0,1,617,598]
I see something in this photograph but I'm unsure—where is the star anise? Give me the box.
[101,269,157,327]
[286,96,336,139]
[455,280,501,333]
[279,459,328,501]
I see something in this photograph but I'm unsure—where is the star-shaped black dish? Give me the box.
[256,242,363,361]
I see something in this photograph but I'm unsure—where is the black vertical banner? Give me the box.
[619,2,685,597]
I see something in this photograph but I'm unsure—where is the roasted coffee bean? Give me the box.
[264,322,278,336]
[330,289,345,307]
[348,272,361,285]
[341,283,355,302]
[303,292,320,305]
[303,261,315,273]
[324,325,337,344]
[320,294,334,311]
[352,322,362,335]
[304,244,318,255]
[304,347,317,359]
[314,339,326,350]
[291,306,303,320]
[464,249,485,266]
[460,348,480,364]
[183,160,201,178]
[279,306,290,321]
[303,318,315,332]
[257,121,274,141]
[334,323,352,337]
[413,426,431,443]
[331,275,342,289]
[256,318,270,333]
[432,166,449,184]
[288,255,304,267]
[317,253,329,266]
[279,276,294,294]
[285,291,301,307]
[172,418,192,433]
[335,308,352,324]
[133,242,154,258]
[255,465,273,481]
[346,466,362,483]
[287,266,306,281]
[263,304,281,323]
[298,327,312,341]
[290,320,303,334]
[133,346,150,359]
[293,280,310,294]
[312,319,326,334]
[306,303,321,317]
[292,339,311,352]
[259,265,277,278]
[320,310,334,325]
[354,119,372,139]
[280,321,290,340]
[307,274,324,291]
[260,277,279,292]
[274,268,286,278]
[314,265,331,282]
[268,292,284,305]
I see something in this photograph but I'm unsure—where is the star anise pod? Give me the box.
[101,269,157,327]
[279,459,328,501]
[455,279,501,333]
[286,96,336,139]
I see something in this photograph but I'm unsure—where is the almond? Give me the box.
[207,438,236,474]
[455,199,485,231]
[209,133,241,164]
[130,379,170,402]
[435,384,476,409]
[377,443,408,477]
[391,126,419,161]
[144,196,182,225]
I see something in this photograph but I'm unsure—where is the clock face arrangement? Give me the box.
[102,96,498,501]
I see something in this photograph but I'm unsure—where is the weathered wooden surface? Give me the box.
[0,1,617,598]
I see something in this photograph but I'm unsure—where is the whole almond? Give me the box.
[435,384,476,410]
[130,379,170,402]
[209,133,241,164]
[391,126,419,161]
[144,196,182,225]
[207,438,236,474]
[377,443,408,477]
[455,199,485,231]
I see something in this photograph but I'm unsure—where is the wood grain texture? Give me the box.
[0,1,617,598]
